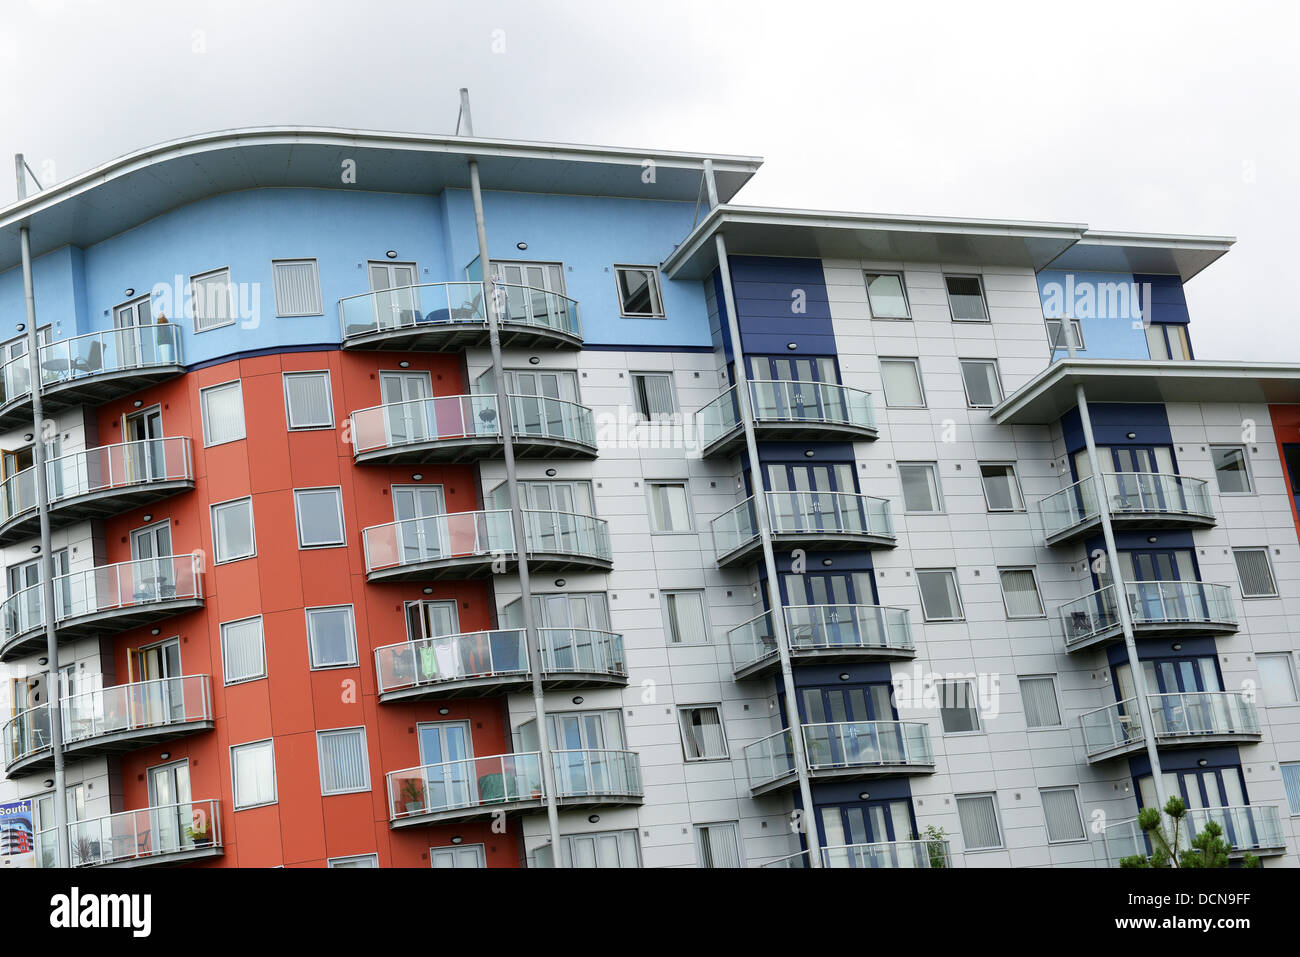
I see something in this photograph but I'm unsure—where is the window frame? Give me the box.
[998,566,1047,619]
[429,843,487,868]
[316,726,371,796]
[955,792,1004,852]
[695,821,744,868]
[1040,786,1088,845]
[879,357,927,409]
[1257,653,1299,706]
[282,370,335,431]
[937,679,982,735]
[190,266,236,333]
[1018,674,1064,730]
[327,853,379,868]
[1210,445,1254,495]
[220,614,267,686]
[916,568,965,622]
[199,379,246,448]
[677,704,730,762]
[613,264,666,319]
[646,481,693,534]
[979,462,1026,512]
[230,739,278,810]
[293,486,347,549]
[944,274,990,322]
[958,358,1004,409]
[271,258,323,318]
[863,271,911,320]
[1281,762,1300,817]
[630,372,677,418]
[1045,318,1086,352]
[1232,547,1278,598]
[661,589,710,644]
[897,461,945,515]
[210,496,256,564]
[306,604,360,670]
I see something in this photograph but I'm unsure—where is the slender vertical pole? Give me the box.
[15,153,69,867]
[705,161,822,867]
[460,92,563,864]
[1074,383,1168,814]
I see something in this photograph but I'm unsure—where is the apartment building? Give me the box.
[0,128,1297,868]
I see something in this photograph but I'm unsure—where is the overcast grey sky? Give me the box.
[2,0,1296,360]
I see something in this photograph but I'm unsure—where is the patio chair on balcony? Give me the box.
[1068,611,1093,638]
[71,341,104,376]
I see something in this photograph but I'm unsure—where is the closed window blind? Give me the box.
[697,823,742,867]
[1282,763,1300,816]
[1234,548,1277,597]
[232,741,276,808]
[192,269,233,331]
[221,616,265,684]
[633,374,675,417]
[284,371,333,429]
[1000,569,1044,618]
[1041,788,1086,843]
[430,844,486,868]
[201,381,246,446]
[956,794,1002,850]
[1018,676,1061,728]
[664,591,707,643]
[318,728,368,794]
[212,498,255,562]
[272,260,322,316]
[679,707,727,759]
[945,276,988,321]
[648,483,690,531]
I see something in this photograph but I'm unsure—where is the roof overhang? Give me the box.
[662,204,1088,279]
[0,126,762,271]
[1040,230,1234,283]
[992,359,1300,425]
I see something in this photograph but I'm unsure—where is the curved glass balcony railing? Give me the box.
[1060,581,1237,650]
[339,282,581,348]
[697,380,877,455]
[0,438,194,543]
[3,675,214,775]
[1103,804,1286,865]
[522,509,612,564]
[712,492,895,564]
[1038,472,1215,544]
[1081,692,1260,760]
[349,394,597,462]
[745,721,934,793]
[550,749,643,803]
[1,555,204,660]
[728,604,914,677]
[822,839,954,869]
[69,800,222,867]
[374,627,626,699]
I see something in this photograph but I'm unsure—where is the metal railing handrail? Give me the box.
[765,490,894,537]
[338,281,582,340]
[1038,471,1214,538]
[59,674,214,745]
[68,798,221,867]
[821,838,953,868]
[800,720,935,769]
[38,324,183,388]
[361,509,515,573]
[373,629,530,694]
[385,751,545,820]
[548,748,643,798]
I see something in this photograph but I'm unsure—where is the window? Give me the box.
[328,854,378,868]
[430,844,486,868]
[231,740,276,809]
[945,275,988,321]
[1145,323,1191,361]
[211,497,256,563]
[1045,318,1085,352]
[662,590,708,644]
[317,727,370,795]
[200,380,245,446]
[191,267,234,332]
[696,822,743,867]
[294,487,345,548]
[1258,654,1299,706]
[955,793,1003,851]
[1211,446,1253,494]
[1018,676,1062,729]
[647,482,691,532]
[938,680,980,733]
[1282,763,1300,815]
[221,616,266,685]
[632,373,676,418]
[864,272,910,319]
[1233,548,1278,598]
[880,358,926,408]
[283,371,334,430]
[898,463,943,513]
[678,706,728,760]
[307,605,358,669]
[272,259,323,317]
[959,359,1003,408]
[614,266,665,318]
[1040,787,1086,843]
[539,829,643,868]
[917,569,964,622]
[999,568,1045,618]
[980,464,1024,511]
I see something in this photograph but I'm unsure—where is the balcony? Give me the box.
[1059,581,1237,653]
[822,839,954,868]
[1102,804,1287,865]
[0,438,194,546]
[387,748,641,827]
[349,394,597,465]
[69,800,222,867]
[744,721,935,796]
[1080,692,1262,762]
[339,281,582,351]
[1038,472,1215,546]
[0,327,185,429]
[3,675,214,777]
[728,604,914,680]
[374,627,626,702]
[697,380,878,458]
[712,492,895,567]
[362,509,611,582]
[0,555,205,661]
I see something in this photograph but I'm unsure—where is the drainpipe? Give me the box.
[15,153,69,867]
[704,161,822,867]
[460,90,563,865]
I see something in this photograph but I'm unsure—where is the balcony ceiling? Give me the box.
[1041,230,1234,283]
[0,127,762,272]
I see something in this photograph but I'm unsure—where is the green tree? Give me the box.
[1119,796,1260,868]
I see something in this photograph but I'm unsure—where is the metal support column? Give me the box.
[704,161,822,866]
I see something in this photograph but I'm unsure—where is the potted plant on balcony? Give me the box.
[186,816,212,846]
[923,824,949,869]
[400,778,426,815]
